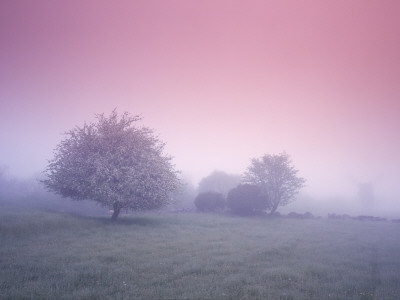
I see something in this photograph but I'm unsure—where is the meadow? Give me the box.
[1,207,400,299]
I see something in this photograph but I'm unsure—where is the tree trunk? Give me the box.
[270,201,279,215]
[111,202,121,222]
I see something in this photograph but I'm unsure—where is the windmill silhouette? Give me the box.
[347,173,384,208]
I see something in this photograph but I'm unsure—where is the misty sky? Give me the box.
[1,1,399,202]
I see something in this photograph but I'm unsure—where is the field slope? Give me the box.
[1,208,399,299]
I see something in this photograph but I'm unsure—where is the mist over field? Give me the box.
[1,1,400,298]
[1,165,399,220]
[1,1,400,218]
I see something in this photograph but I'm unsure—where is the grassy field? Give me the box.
[1,208,400,299]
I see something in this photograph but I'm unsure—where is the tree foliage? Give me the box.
[194,192,225,212]
[242,153,305,214]
[226,184,268,215]
[197,171,241,197]
[42,111,180,221]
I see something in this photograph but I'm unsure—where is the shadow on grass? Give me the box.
[64,212,165,227]
[48,212,165,226]
[111,216,164,227]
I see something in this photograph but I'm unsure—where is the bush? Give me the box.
[227,184,269,215]
[194,192,225,212]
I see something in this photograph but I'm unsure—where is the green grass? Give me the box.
[1,208,400,299]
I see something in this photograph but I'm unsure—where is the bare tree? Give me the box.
[243,153,305,214]
[42,111,180,221]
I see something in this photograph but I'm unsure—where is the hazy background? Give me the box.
[1,1,399,216]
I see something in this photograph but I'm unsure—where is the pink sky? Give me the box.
[1,1,399,201]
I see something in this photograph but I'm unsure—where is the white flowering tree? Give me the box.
[42,111,180,221]
[242,153,306,214]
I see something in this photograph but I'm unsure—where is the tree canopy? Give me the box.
[194,191,225,212]
[42,111,180,221]
[197,171,241,197]
[226,184,268,215]
[242,153,306,214]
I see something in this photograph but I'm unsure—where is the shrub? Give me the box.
[194,192,225,212]
[227,184,269,215]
